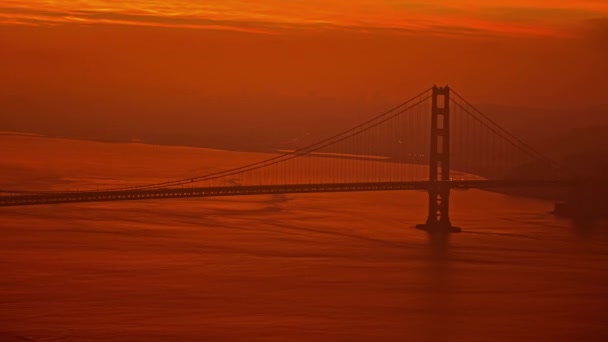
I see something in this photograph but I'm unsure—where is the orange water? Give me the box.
[1,136,607,341]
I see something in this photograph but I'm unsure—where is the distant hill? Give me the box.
[549,125,608,179]
[2,97,607,155]
[477,104,608,158]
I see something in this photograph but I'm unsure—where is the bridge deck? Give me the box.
[0,180,577,207]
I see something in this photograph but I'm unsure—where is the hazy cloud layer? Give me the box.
[1,1,608,37]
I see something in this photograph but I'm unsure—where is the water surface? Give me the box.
[1,136,607,341]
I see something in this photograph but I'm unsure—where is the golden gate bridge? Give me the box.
[0,86,580,233]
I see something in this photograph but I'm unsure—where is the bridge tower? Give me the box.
[417,86,462,233]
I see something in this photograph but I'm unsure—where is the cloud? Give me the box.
[0,6,278,34]
[0,1,607,38]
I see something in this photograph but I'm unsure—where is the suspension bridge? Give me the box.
[0,86,581,232]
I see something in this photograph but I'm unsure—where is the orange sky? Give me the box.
[2,0,608,37]
[0,1,607,142]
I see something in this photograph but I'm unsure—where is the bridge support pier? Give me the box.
[416,86,462,233]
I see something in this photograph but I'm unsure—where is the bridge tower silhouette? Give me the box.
[416,86,461,233]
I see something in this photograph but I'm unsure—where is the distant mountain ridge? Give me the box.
[2,97,606,155]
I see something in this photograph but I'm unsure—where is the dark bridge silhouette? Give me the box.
[0,87,579,233]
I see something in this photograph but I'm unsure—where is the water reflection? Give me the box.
[428,230,451,263]
[421,231,454,340]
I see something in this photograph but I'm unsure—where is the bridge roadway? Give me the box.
[0,180,576,207]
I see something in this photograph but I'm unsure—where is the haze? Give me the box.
[2,2,608,341]
[1,1,608,149]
